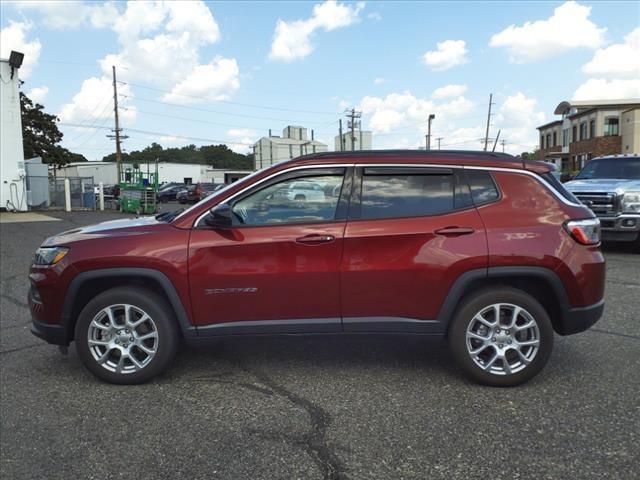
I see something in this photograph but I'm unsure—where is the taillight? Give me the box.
[564,218,601,245]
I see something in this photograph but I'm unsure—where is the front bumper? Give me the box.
[31,318,69,346]
[599,214,640,242]
[556,298,605,336]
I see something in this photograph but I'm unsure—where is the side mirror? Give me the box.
[205,203,233,229]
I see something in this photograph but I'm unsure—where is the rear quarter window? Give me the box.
[465,170,500,205]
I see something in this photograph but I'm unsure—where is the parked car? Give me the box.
[29,150,605,386]
[564,155,639,247]
[156,184,185,203]
[176,187,191,204]
[178,183,223,204]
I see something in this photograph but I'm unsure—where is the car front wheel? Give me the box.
[74,287,179,384]
[448,287,554,387]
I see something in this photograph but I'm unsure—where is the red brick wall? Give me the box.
[570,136,621,157]
[540,146,561,159]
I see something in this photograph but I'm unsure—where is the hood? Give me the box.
[564,178,640,193]
[42,215,163,246]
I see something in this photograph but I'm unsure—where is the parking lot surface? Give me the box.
[1,208,639,479]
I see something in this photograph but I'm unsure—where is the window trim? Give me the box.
[196,166,350,228]
[348,166,476,222]
[192,162,583,227]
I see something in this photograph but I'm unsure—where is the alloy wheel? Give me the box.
[465,303,541,376]
[87,304,159,374]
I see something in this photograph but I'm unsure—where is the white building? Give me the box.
[253,126,328,170]
[335,131,373,151]
[0,55,27,211]
[55,162,251,186]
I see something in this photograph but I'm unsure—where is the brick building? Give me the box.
[537,99,640,175]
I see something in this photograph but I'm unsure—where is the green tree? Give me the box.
[520,148,540,161]
[20,88,87,169]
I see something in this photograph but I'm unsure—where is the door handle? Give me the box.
[295,234,335,245]
[434,226,475,236]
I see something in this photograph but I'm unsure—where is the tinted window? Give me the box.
[232,174,344,225]
[541,172,579,203]
[465,170,499,205]
[360,171,455,219]
[574,157,640,180]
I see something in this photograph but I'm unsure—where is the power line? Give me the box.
[124,81,338,115]
[124,95,335,125]
[58,123,254,147]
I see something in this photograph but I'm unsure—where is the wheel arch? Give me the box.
[60,268,196,343]
[438,266,571,335]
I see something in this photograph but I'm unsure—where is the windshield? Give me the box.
[574,157,640,180]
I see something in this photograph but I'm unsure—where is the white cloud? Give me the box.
[68,0,240,109]
[573,78,640,101]
[494,92,546,153]
[228,128,258,139]
[162,57,240,104]
[489,1,606,63]
[226,128,257,153]
[358,91,475,134]
[422,40,468,71]
[58,77,137,124]
[582,27,640,78]
[432,84,468,100]
[269,0,365,62]
[0,21,41,78]
[158,135,188,145]
[26,86,49,103]
[373,77,386,85]
[12,1,119,29]
[368,12,382,21]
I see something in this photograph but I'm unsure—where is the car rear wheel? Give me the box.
[74,287,179,384]
[448,287,554,387]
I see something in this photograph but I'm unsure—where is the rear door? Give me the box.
[340,166,488,333]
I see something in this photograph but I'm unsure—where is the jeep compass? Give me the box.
[29,151,605,386]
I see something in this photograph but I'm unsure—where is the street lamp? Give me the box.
[426,114,435,150]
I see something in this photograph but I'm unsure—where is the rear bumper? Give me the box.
[556,298,605,336]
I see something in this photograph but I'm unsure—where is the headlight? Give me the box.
[621,191,640,213]
[34,247,69,265]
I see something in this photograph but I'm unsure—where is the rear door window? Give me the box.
[356,167,463,220]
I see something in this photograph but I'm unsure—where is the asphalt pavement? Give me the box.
[1,208,638,479]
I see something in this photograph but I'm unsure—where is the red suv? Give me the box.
[29,151,605,386]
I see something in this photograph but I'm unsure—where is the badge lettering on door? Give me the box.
[205,287,258,295]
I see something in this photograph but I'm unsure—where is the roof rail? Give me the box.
[297,149,517,160]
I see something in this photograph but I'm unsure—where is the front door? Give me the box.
[188,167,351,335]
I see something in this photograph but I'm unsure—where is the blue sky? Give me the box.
[1,0,639,160]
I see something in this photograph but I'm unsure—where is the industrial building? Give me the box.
[538,99,640,174]
[0,52,27,211]
[334,130,373,151]
[55,162,251,186]
[252,126,328,170]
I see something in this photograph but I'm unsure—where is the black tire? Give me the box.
[448,287,554,387]
[74,287,179,384]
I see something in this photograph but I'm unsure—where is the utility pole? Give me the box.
[483,93,494,152]
[426,114,435,150]
[345,108,361,151]
[107,65,128,182]
[500,139,506,153]
[436,137,443,150]
[338,119,344,151]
